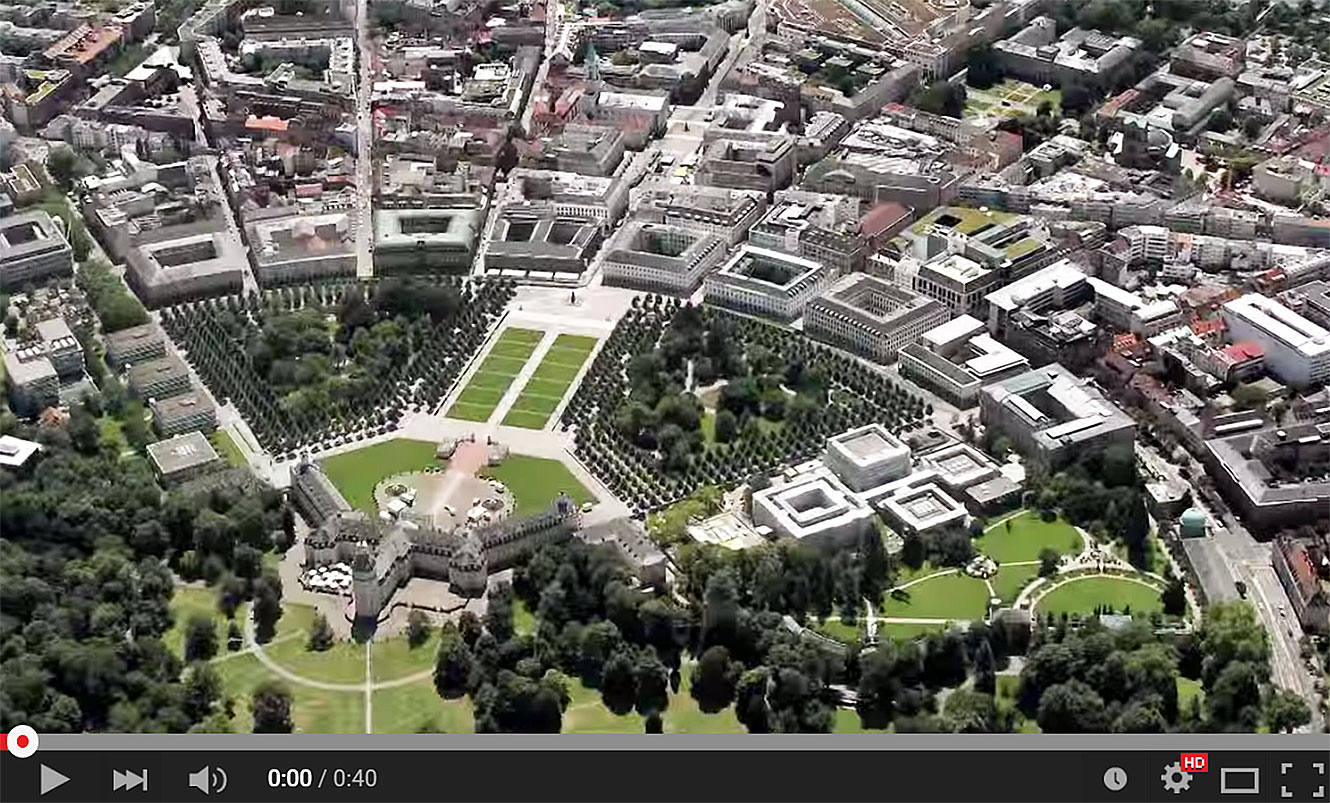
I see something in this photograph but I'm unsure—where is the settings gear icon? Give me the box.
[1161,762,1194,794]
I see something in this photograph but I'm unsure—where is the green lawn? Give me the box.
[369,631,439,683]
[834,708,886,733]
[562,663,746,733]
[214,651,364,734]
[165,586,245,660]
[878,621,950,642]
[974,512,1083,563]
[1036,575,1164,618]
[889,561,945,588]
[209,429,247,468]
[700,410,716,443]
[501,334,597,429]
[319,438,444,512]
[373,678,474,733]
[481,454,595,515]
[266,631,366,685]
[991,564,1040,603]
[880,573,990,621]
[447,328,544,422]
[513,597,537,636]
[814,619,861,644]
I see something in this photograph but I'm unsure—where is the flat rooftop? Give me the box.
[1223,293,1330,358]
[146,431,219,475]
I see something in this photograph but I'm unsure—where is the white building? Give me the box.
[824,424,912,492]
[985,258,1089,333]
[703,245,827,321]
[1086,276,1144,331]
[1221,293,1330,387]
[899,314,1030,406]
[913,253,1000,315]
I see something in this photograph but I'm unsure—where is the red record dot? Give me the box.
[16,735,28,748]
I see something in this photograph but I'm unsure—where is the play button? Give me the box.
[41,765,70,796]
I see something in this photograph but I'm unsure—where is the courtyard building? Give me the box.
[0,209,74,290]
[601,221,727,296]
[804,274,948,364]
[703,245,827,321]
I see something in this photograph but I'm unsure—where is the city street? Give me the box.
[1137,442,1321,730]
[353,0,375,278]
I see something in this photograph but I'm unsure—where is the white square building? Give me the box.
[824,423,912,492]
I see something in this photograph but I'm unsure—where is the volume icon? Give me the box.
[112,769,147,792]
[188,766,228,795]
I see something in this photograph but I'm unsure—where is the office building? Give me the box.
[602,222,727,295]
[1205,423,1330,534]
[0,209,74,290]
[103,323,166,368]
[1272,536,1329,633]
[703,245,827,321]
[695,136,796,195]
[126,231,245,307]
[151,390,218,436]
[748,190,867,273]
[2,343,57,416]
[823,424,911,492]
[985,259,1090,335]
[979,363,1136,466]
[373,208,483,274]
[994,17,1138,89]
[248,211,357,283]
[127,354,191,400]
[635,185,765,245]
[804,274,948,364]
[899,314,1030,407]
[147,431,222,485]
[1221,293,1330,387]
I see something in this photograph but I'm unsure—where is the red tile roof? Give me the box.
[1223,341,1264,362]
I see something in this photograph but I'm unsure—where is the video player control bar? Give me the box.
[3,750,1327,802]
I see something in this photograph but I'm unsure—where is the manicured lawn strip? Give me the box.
[370,632,440,683]
[453,386,506,406]
[373,679,474,733]
[481,455,595,515]
[879,621,949,642]
[461,372,515,391]
[209,429,247,467]
[448,402,495,422]
[500,410,550,429]
[880,573,990,621]
[991,564,1039,603]
[445,328,545,422]
[500,334,597,430]
[1036,576,1163,617]
[165,586,247,659]
[521,377,573,396]
[319,438,444,512]
[974,512,1082,563]
[506,396,561,415]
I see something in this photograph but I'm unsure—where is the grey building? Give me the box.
[147,431,222,485]
[695,136,796,195]
[520,124,626,176]
[483,215,603,281]
[127,354,191,400]
[0,209,74,290]
[373,207,483,273]
[150,389,217,436]
[2,344,58,416]
[979,363,1136,466]
[126,231,245,307]
[1204,423,1330,534]
[602,221,727,296]
[104,323,165,368]
[804,274,948,364]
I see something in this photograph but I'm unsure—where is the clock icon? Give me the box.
[1104,767,1129,792]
